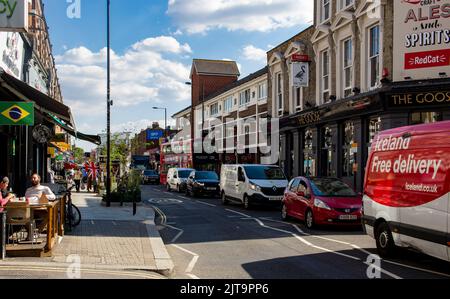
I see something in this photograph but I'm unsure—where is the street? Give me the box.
[142,185,450,279]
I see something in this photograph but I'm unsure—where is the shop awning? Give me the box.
[0,68,74,125]
[46,113,101,145]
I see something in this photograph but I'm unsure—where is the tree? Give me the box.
[73,147,85,164]
[100,135,130,169]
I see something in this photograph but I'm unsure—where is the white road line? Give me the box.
[225,209,251,218]
[164,224,184,243]
[90,220,95,225]
[112,221,117,226]
[171,244,200,276]
[186,256,199,273]
[250,218,403,279]
[186,273,200,279]
[195,201,217,207]
[382,259,450,278]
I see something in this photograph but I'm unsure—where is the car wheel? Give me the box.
[221,192,229,205]
[185,187,190,197]
[177,184,181,193]
[166,184,171,192]
[281,204,289,221]
[305,209,314,229]
[243,195,251,210]
[375,222,397,258]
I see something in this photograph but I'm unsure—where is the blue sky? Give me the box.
[43,0,313,150]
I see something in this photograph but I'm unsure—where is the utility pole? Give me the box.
[106,0,111,207]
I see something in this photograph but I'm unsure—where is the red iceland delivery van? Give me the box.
[363,121,450,262]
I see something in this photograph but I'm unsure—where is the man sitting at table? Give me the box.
[25,174,56,232]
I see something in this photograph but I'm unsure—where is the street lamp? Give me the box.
[153,107,167,137]
[106,0,112,207]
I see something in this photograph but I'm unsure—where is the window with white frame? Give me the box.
[369,25,380,89]
[224,96,233,113]
[210,103,219,116]
[343,38,353,97]
[321,0,330,23]
[258,82,267,100]
[339,0,353,10]
[321,49,330,103]
[276,72,283,116]
[295,87,302,112]
[239,89,251,106]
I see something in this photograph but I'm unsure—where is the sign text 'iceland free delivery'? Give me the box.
[0,0,28,32]
[367,133,449,207]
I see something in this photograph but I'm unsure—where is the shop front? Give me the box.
[280,80,450,191]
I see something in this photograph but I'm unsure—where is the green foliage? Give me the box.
[102,169,142,203]
[100,135,130,168]
[73,147,85,164]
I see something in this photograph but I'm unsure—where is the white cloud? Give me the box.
[55,36,192,131]
[242,45,267,63]
[167,0,313,34]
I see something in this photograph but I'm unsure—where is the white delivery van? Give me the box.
[363,121,450,262]
[220,164,289,209]
[166,168,194,192]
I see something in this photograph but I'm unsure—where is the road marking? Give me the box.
[90,220,95,225]
[186,273,200,279]
[225,209,251,218]
[195,201,216,207]
[112,221,117,226]
[382,259,450,278]
[164,224,184,243]
[171,244,200,276]
[152,206,167,225]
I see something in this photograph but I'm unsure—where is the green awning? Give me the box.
[46,113,101,145]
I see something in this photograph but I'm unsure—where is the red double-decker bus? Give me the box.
[160,139,193,185]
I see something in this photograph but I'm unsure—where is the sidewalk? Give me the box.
[0,192,174,276]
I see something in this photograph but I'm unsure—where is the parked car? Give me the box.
[363,121,450,262]
[282,177,362,229]
[185,171,220,197]
[166,168,195,192]
[141,170,159,185]
[220,164,288,209]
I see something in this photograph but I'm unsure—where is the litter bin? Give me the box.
[0,211,6,260]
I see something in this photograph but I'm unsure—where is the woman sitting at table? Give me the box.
[25,174,56,232]
[0,189,10,212]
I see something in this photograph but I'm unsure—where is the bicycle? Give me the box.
[65,185,81,231]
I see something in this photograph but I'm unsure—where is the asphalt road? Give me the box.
[142,185,450,280]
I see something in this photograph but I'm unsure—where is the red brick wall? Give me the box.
[191,70,238,107]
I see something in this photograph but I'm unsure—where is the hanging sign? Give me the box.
[292,62,309,87]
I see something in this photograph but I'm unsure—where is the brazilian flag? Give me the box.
[0,102,35,126]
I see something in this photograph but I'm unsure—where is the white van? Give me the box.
[220,164,289,209]
[166,168,194,192]
[363,121,450,262]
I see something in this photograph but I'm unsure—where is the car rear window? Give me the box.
[144,171,157,175]
[310,179,357,197]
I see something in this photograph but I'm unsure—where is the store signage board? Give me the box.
[388,90,450,108]
[147,129,164,141]
[0,101,34,125]
[0,0,28,32]
[292,62,309,87]
[393,0,450,81]
[291,54,309,62]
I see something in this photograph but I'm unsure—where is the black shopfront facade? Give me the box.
[279,79,450,192]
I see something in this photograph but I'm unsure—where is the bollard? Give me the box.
[0,211,6,260]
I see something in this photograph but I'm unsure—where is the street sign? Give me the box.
[292,62,309,87]
[291,54,309,62]
[0,102,34,125]
[0,0,28,32]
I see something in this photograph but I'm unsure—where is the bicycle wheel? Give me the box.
[71,204,81,227]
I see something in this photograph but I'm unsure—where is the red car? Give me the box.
[282,177,362,228]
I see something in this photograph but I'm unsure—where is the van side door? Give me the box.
[237,167,247,202]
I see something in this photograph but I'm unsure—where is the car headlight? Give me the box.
[314,199,331,210]
[250,183,261,192]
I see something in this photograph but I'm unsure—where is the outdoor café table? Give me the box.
[5,197,65,254]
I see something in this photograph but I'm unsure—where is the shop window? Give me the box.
[368,117,381,152]
[304,129,316,177]
[342,122,355,177]
[410,112,442,125]
[322,126,333,177]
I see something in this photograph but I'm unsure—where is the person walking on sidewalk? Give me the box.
[74,168,82,192]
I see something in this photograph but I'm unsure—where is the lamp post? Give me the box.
[153,107,167,137]
[106,0,111,207]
